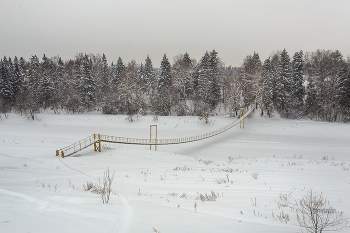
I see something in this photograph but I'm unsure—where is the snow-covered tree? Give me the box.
[158,54,171,90]
[291,50,305,114]
[40,54,55,109]
[78,55,95,111]
[143,55,155,92]
[261,58,274,117]
[336,68,350,121]
[276,49,292,117]
[26,55,41,119]
[117,60,145,119]
[209,50,221,109]
[195,50,222,121]
[113,57,125,86]
[171,52,196,115]
[100,54,110,93]
[152,54,172,116]
[305,77,317,118]
[0,57,14,106]
[240,52,262,107]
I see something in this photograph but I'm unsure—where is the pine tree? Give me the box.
[41,54,54,109]
[305,78,317,118]
[114,57,125,86]
[143,55,155,92]
[158,54,171,90]
[336,68,350,121]
[209,50,221,109]
[154,54,172,115]
[27,55,41,119]
[196,51,213,121]
[79,55,96,111]
[56,57,65,91]
[15,57,27,114]
[137,63,144,84]
[240,52,262,107]
[261,58,274,117]
[0,57,14,106]
[117,60,144,119]
[100,54,110,92]
[181,52,194,97]
[276,49,292,117]
[12,56,22,98]
[291,50,305,113]
[7,57,15,103]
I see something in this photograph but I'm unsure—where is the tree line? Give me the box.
[0,49,349,122]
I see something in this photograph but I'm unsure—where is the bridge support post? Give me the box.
[98,134,101,152]
[61,151,65,158]
[94,134,97,151]
[240,108,245,129]
[150,125,157,151]
[94,134,102,152]
[56,150,59,156]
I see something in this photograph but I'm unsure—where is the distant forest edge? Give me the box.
[0,49,350,122]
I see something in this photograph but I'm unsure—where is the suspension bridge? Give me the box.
[56,107,255,158]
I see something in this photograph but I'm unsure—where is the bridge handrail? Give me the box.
[56,106,255,157]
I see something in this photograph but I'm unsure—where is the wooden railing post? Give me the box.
[94,134,97,151]
[98,134,101,152]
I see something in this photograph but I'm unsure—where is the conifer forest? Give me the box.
[1,49,350,122]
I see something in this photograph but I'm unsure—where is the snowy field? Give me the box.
[1,111,350,233]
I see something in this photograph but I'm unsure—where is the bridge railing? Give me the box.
[99,106,254,146]
[56,134,96,157]
[56,106,255,157]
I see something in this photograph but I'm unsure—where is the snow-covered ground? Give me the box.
[1,111,350,233]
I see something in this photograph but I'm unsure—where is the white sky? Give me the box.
[1,0,350,67]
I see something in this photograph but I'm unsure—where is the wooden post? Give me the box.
[155,125,157,151]
[56,150,59,156]
[98,134,101,152]
[150,125,157,151]
[61,151,65,158]
[243,108,245,129]
[94,134,97,151]
[240,108,245,129]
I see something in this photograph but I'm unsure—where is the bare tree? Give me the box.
[100,167,115,204]
[295,189,348,233]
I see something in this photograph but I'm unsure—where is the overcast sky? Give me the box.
[1,0,350,67]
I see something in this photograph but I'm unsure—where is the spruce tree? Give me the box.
[27,55,41,119]
[158,54,171,90]
[79,55,95,111]
[196,51,212,121]
[137,63,144,84]
[15,57,27,114]
[209,50,221,109]
[41,54,54,109]
[262,58,274,117]
[0,57,14,105]
[143,55,155,92]
[336,68,350,121]
[181,52,194,97]
[276,49,292,116]
[12,56,22,98]
[305,78,317,117]
[240,52,262,107]
[154,54,172,115]
[100,54,110,92]
[291,50,305,113]
[114,57,125,86]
